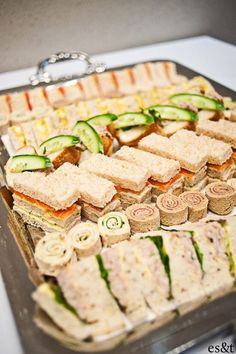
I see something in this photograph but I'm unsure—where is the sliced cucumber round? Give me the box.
[102,215,124,229]
[73,121,104,154]
[114,112,154,129]
[87,113,117,126]
[10,155,52,173]
[39,135,80,155]
[170,93,224,110]
[145,104,198,121]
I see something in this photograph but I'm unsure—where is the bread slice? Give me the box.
[115,146,180,183]
[171,129,232,165]
[196,119,236,148]
[79,154,150,192]
[12,169,81,210]
[139,133,207,172]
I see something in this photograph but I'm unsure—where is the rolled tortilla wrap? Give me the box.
[98,212,130,246]
[68,222,102,257]
[205,182,236,215]
[35,232,73,276]
[179,191,208,222]
[156,193,188,226]
[125,203,160,233]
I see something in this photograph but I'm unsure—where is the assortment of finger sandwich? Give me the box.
[2,61,236,351]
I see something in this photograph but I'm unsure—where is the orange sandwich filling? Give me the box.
[116,184,149,195]
[208,158,234,171]
[148,173,182,192]
[13,191,78,219]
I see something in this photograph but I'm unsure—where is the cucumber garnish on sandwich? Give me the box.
[10,154,52,172]
[87,113,117,126]
[39,135,80,155]
[114,112,154,129]
[170,93,224,111]
[73,121,104,154]
[145,104,198,122]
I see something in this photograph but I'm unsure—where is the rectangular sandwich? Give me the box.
[56,163,120,222]
[96,72,119,98]
[115,146,183,196]
[191,220,234,299]
[138,133,208,191]
[171,129,234,182]
[57,257,126,335]
[45,87,67,108]
[79,154,149,192]
[9,92,30,114]
[80,75,100,100]
[12,169,82,232]
[62,83,84,104]
[79,154,150,207]
[101,239,174,325]
[112,68,136,96]
[27,88,49,109]
[196,119,236,149]
[132,230,206,314]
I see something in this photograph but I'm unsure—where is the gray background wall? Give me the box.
[0,0,235,73]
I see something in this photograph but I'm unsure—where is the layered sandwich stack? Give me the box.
[79,154,151,208]
[170,130,234,183]
[115,146,183,197]
[138,129,235,189]
[138,132,209,191]
[10,163,120,231]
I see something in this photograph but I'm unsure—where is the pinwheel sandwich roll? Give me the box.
[179,191,208,222]
[98,212,130,246]
[125,203,160,233]
[68,222,102,257]
[57,257,126,335]
[34,232,74,276]
[205,182,236,215]
[156,193,188,226]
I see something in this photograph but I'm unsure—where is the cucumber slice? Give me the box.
[114,112,154,129]
[10,155,52,172]
[102,215,124,229]
[145,105,197,121]
[73,121,104,154]
[170,93,224,110]
[87,113,117,126]
[39,135,80,155]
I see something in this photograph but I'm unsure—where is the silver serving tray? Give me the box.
[0,57,236,354]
